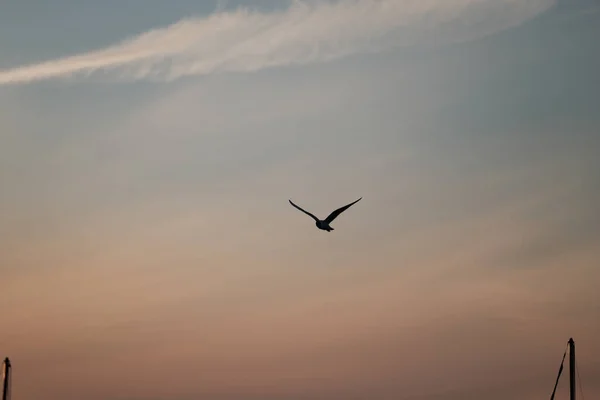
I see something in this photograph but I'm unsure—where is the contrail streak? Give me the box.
[0,0,555,86]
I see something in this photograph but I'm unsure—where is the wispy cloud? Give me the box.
[0,0,555,85]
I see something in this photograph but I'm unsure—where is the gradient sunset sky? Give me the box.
[1,1,599,399]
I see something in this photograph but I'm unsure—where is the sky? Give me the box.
[1,0,599,399]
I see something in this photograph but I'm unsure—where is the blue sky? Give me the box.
[1,1,599,399]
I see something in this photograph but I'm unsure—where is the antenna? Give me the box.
[550,338,579,400]
[568,338,575,400]
[2,358,10,400]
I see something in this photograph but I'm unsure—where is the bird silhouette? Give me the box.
[288,197,362,232]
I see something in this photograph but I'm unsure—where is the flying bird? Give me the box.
[288,197,362,232]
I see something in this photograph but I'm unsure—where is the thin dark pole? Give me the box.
[1,357,10,400]
[569,338,576,400]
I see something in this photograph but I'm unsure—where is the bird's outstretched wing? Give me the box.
[289,199,319,222]
[324,197,362,224]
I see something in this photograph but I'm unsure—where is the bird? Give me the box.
[288,197,362,232]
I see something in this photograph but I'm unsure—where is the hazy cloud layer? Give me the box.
[0,0,555,85]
